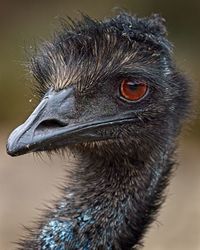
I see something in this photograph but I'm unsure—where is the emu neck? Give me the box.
[24,145,174,250]
[70,148,172,248]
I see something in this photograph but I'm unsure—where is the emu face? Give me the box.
[7,14,188,156]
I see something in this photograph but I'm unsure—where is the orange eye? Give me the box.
[120,80,148,102]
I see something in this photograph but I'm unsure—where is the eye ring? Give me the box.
[120,79,149,102]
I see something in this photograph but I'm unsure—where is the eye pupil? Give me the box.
[120,80,148,102]
[127,82,140,91]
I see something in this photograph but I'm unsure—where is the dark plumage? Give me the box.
[7,13,190,250]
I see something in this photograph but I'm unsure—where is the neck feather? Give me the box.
[20,144,175,250]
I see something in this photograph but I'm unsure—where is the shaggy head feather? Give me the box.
[30,13,172,95]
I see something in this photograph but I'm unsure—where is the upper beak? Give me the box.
[7,87,134,156]
[7,87,78,156]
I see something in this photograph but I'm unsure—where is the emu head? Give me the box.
[7,13,189,158]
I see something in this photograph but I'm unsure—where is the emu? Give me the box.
[7,13,190,250]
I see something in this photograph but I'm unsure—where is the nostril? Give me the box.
[36,119,68,132]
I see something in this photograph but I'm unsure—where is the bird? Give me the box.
[7,12,190,250]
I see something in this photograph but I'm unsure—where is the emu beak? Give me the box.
[7,88,75,156]
[7,87,132,156]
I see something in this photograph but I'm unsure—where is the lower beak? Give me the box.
[7,88,133,156]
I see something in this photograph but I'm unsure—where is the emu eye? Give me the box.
[120,80,148,102]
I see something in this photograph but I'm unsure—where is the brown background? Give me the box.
[0,1,199,249]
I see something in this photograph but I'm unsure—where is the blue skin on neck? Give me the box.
[38,196,127,250]
[39,207,114,250]
[40,209,93,250]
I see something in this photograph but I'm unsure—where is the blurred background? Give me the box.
[0,1,199,249]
